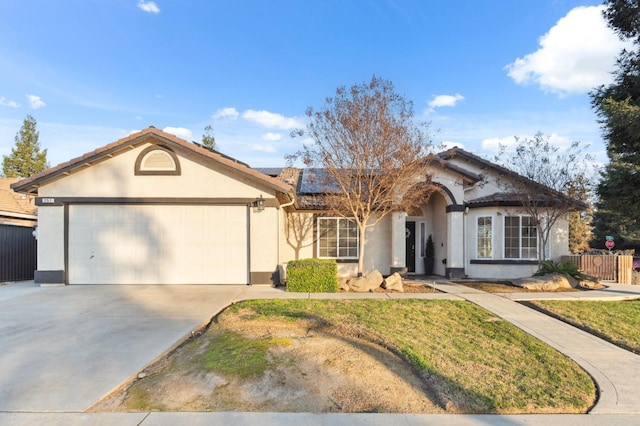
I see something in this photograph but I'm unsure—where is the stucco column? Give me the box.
[446,207,465,278]
[390,211,407,275]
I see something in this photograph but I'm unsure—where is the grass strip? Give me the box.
[530,300,640,354]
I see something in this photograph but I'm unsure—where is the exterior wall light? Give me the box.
[254,195,265,211]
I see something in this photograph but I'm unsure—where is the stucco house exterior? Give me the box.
[12,127,580,285]
[0,178,37,227]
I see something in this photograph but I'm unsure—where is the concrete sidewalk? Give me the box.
[2,411,640,426]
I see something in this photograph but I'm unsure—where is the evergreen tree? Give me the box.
[2,115,49,178]
[567,176,594,253]
[590,0,640,250]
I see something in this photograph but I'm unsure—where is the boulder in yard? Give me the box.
[338,277,351,292]
[511,273,575,291]
[383,272,404,292]
[349,269,384,292]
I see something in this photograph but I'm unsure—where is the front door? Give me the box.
[405,222,416,273]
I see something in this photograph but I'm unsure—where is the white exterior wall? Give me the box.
[464,207,570,279]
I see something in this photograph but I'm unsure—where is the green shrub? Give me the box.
[286,258,338,292]
[534,260,596,282]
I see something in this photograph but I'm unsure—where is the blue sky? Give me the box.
[0,0,629,169]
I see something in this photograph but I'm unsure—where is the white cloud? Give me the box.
[505,5,632,95]
[242,109,303,129]
[137,1,160,14]
[212,107,239,120]
[428,94,464,109]
[163,126,193,140]
[262,132,282,141]
[26,94,45,109]
[0,97,20,108]
[249,143,277,153]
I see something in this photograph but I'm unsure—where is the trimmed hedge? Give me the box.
[286,258,338,293]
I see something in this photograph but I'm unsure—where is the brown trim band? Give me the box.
[34,270,65,284]
[37,197,280,207]
[470,259,538,265]
[250,271,277,285]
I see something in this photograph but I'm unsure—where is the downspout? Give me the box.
[277,193,296,266]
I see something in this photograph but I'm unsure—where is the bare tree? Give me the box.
[494,133,592,261]
[289,76,433,275]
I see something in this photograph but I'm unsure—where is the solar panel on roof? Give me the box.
[299,169,341,194]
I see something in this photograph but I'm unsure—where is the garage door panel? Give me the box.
[68,205,248,284]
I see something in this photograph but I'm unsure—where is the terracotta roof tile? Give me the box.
[11,127,294,196]
[0,178,37,216]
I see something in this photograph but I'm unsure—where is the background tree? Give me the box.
[289,76,433,275]
[201,124,217,150]
[2,114,48,178]
[590,0,640,250]
[567,176,594,253]
[494,133,593,261]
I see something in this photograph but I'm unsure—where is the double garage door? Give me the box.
[68,205,248,284]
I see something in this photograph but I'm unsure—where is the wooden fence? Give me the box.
[561,255,633,284]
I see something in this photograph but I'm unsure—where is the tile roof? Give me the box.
[11,127,294,197]
[0,178,37,216]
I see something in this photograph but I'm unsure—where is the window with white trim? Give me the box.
[318,217,358,259]
[504,216,537,259]
[476,216,492,258]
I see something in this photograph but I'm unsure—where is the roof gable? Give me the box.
[439,148,586,209]
[0,178,37,217]
[11,127,293,196]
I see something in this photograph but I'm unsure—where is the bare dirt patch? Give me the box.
[91,311,445,413]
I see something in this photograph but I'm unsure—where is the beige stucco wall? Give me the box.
[40,143,273,200]
[35,142,283,284]
[281,212,393,277]
[36,205,65,273]
[282,211,315,262]
[250,206,279,274]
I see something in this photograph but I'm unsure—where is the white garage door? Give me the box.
[68,205,248,284]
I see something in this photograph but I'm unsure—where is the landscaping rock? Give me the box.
[383,273,404,292]
[339,277,351,292]
[349,269,384,292]
[511,273,574,291]
[577,280,605,289]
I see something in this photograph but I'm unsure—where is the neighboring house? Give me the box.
[12,127,580,286]
[0,178,37,226]
[0,178,37,282]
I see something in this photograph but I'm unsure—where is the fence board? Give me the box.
[0,224,37,281]
[562,255,633,284]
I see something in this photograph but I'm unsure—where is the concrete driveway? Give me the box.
[0,281,250,412]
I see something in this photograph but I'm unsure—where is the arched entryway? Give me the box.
[405,190,449,275]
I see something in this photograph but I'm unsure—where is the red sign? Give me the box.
[605,239,615,250]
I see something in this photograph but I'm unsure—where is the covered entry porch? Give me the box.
[390,187,466,278]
